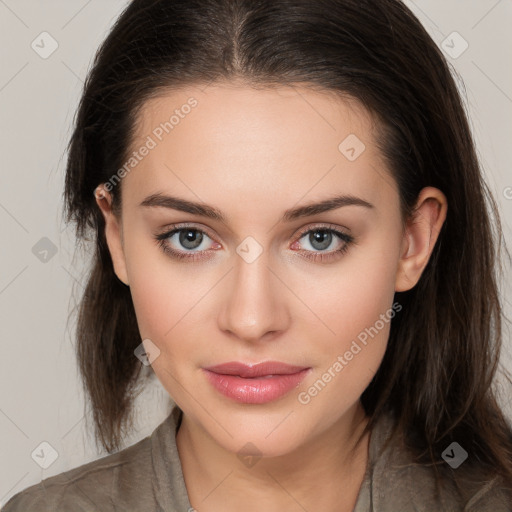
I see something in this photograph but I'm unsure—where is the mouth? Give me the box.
[202,361,311,404]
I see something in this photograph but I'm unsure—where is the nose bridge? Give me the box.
[218,240,289,341]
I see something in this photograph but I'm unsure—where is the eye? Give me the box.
[154,224,219,261]
[291,224,354,262]
[154,223,355,263]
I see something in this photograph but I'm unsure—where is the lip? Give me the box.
[202,361,311,404]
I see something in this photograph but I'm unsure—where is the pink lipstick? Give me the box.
[202,361,311,404]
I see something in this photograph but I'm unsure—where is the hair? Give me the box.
[63,0,512,497]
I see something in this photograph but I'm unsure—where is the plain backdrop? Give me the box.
[1,0,511,506]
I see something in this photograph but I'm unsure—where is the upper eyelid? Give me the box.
[295,223,351,237]
[160,222,351,245]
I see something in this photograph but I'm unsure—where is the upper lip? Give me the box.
[203,361,309,378]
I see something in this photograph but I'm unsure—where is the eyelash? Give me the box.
[154,223,355,263]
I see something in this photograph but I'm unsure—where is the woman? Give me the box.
[4,0,512,510]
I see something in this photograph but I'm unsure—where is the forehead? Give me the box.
[122,82,396,214]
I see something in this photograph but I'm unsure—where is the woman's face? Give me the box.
[97,82,443,457]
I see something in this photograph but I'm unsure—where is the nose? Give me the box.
[217,249,290,344]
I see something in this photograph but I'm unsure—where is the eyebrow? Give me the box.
[139,192,374,222]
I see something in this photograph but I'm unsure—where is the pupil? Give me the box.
[311,230,331,250]
[180,229,202,249]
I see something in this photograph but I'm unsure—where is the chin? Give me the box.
[206,410,310,456]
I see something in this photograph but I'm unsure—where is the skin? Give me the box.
[95,81,447,512]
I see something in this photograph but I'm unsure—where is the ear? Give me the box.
[94,185,130,286]
[395,186,447,292]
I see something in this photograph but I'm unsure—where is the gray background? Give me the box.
[0,0,511,506]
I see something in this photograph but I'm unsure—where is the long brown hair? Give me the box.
[63,0,512,494]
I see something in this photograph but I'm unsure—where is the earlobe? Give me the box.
[94,185,130,286]
[395,187,447,292]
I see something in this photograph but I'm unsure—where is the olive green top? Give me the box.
[2,404,510,511]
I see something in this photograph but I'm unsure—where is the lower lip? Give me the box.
[202,368,311,404]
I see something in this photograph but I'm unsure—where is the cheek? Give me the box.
[129,264,203,343]
[125,237,221,377]
[128,261,208,402]
[297,238,400,398]
[306,245,399,346]
[123,232,191,344]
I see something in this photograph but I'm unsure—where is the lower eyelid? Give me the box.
[158,226,352,256]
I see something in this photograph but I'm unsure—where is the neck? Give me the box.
[176,402,371,512]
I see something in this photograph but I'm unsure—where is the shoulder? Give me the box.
[2,433,154,512]
[366,415,512,511]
